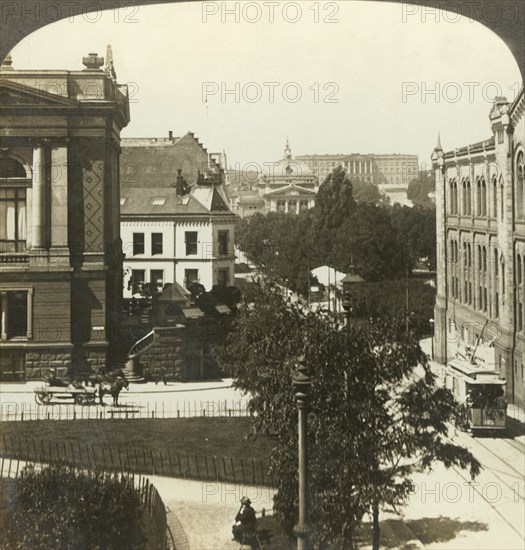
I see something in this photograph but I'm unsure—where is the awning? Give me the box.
[184,307,204,319]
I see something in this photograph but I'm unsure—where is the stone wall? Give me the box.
[137,326,186,380]
[25,348,73,379]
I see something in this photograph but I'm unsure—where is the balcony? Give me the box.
[0,253,28,264]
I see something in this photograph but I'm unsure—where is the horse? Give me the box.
[98,376,129,406]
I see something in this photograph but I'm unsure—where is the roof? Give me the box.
[121,184,234,217]
[120,131,223,189]
[263,157,315,180]
[341,272,365,284]
[158,282,191,303]
[311,266,346,286]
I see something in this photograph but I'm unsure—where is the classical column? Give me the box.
[50,146,69,252]
[31,144,46,248]
[0,292,7,341]
[358,161,362,174]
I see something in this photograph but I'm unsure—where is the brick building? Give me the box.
[0,50,130,380]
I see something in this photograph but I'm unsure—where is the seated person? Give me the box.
[232,496,257,542]
[44,369,69,387]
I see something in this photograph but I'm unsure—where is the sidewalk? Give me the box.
[0,378,238,395]
[148,475,275,550]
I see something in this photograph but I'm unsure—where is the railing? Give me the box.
[128,329,155,358]
[0,436,275,486]
[0,253,28,263]
[0,398,251,422]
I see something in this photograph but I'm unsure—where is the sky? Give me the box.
[9,1,522,171]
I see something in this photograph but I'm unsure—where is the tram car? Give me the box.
[446,359,507,433]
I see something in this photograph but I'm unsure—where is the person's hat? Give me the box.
[240,496,251,505]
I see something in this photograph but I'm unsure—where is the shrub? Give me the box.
[1,465,147,550]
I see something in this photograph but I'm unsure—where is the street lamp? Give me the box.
[341,265,365,326]
[429,318,435,360]
[292,355,312,550]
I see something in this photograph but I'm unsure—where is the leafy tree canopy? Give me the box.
[221,280,479,549]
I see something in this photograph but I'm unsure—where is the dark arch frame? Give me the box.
[0,0,524,81]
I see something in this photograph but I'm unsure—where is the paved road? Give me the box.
[0,378,250,421]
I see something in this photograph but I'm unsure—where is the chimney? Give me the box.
[168,130,173,141]
[176,169,183,195]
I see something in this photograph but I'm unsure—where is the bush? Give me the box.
[1,465,147,550]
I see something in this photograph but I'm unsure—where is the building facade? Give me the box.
[295,153,419,186]
[120,137,236,297]
[257,141,318,214]
[434,89,525,407]
[0,51,130,380]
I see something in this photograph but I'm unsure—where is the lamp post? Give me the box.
[341,265,365,326]
[429,318,435,360]
[292,355,312,550]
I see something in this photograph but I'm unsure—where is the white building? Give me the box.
[121,175,236,299]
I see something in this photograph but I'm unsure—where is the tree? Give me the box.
[220,280,480,549]
[407,171,436,209]
[350,179,382,204]
[390,204,436,270]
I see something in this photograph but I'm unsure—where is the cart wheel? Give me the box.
[35,391,51,405]
[75,394,88,405]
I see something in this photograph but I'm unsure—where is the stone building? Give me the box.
[0,50,130,380]
[257,140,319,213]
[433,88,525,407]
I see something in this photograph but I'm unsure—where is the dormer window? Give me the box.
[152,197,166,206]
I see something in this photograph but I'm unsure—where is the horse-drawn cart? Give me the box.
[34,385,97,406]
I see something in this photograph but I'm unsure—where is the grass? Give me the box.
[0,418,277,484]
[1,417,275,458]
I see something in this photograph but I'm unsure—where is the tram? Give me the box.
[447,358,507,433]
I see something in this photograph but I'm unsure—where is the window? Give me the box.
[288,200,297,214]
[185,232,198,256]
[184,269,199,289]
[0,188,26,253]
[0,290,28,340]
[151,233,163,255]
[131,270,145,294]
[218,230,229,256]
[217,268,229,286]
[151,197,166,206]
[517,151,525,219]
[481,178,487,216]
[466,179,471,215]
[150,269,164,291]
[276,201,285,212]
[492,177,498,218]
[133,233,144,255]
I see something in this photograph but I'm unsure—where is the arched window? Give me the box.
[500,177,504,220]
[481,178,487,216]
[466,179,471,215]
[477,244,482,271]
[517,151,525,219]
[462,179,467,214]
[476,178,482,216]
[494,248,499,317]
[517,254,523,331]
[492,176,498,218]
[0,156,28,253]
[501,259,506,304]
